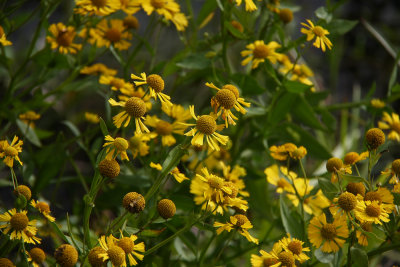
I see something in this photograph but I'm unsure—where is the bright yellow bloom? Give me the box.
[108,97,150,134]
[74,0,120,16]
[0,136,23,167]
[308,213,349,253]
[46,23,82,54]
[141,0,188,31]
[206,82,251,127]
[269,143,306,161]
[27,247,46,267]
[162,103,192,122]
[378,112,400,141]
[220,162,249,197]
[265,165,296,193]
[356,222,372,247]
[329,191,358,218]
[279,62,314,91]
[103,135,130,161]
[30,200,55,222]
[196,167,232,203]
[114,231,145,266]
[131,73,172,108]
[89,19,132,50]
[80,63,117,76]
[250,243,281,267]
[119,0,141,15]
[183,106,229,151]
[359,187,395,212]
[241,40,283,69]
[170,167,189,183]
[343,151,368,165]
[370,99,385,109]
[100,75,134,92]
[98,235,127,267]
[235,0,259,12]
[279,234,310,263]
[0,209,39,244]
[19,111,40,128]
[354,200,390,225]
[116,84,152,111]
[301,20,332,52]
[85,112,100,124]
[214,214,258,244]
[128,133,155,158]
[0,26,12,46]
[150,162,162,171]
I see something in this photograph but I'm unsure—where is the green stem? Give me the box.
[198,232,216,265]
[368,242,400,257]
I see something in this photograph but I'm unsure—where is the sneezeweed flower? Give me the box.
[378,112,400,141]
[264,165,296,193]
[88,246,106,267]
[116,84,152,111]
[326,157,351,182]
[98,236,126,267]
[170,167,189,183]
[365,128,385,150]
[157,199,176,219]
[382,159,400,184]
[100,75,133,92]
[241,40,283,69]
[363,187,395,212]
[343,151,368,165]
[0,258,15,267]
[356,222,372,246]
[46,23,82,54]
[370,99,385,109]
[0,209,38,244]
[99,159,120,179]
[74,0,120,15]
[122,192,145,214]
[123,15,140,29]
[221,162,249,197]
[196,167,232,203]
[250,244,281,267]
[308,213,349,253]
[301,20,332,52]
[89,19,132,51]
[214,214,259,244]
[144,114,188,146]
[235,0,258,12]
[31,200,55,222]
[119,0,141,15]
[269,143,304,161]
[85,112,100,124]
[80,63,117,76]
[279,8,294,24]
[128,133,155,158]
[183,106,229,151]
[354,200,390,225]
[108,96,149,134]
[115,232,145,266]
[162,103,192,123]
[279,234,310,263]
[103,135,130,161]
[0,26,12,46]
[279,63,314,91]
[0,136,23,167]
[346,182,366,197]
[14,185,32,201]
[329,191,358,218]
[19,111,40,128]
[27,247,46,267]
[206,82,251,127]
[131,73,172,108]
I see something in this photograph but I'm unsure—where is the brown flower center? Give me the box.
[107,246,125,266]
[278,251,295,267]
[29,248,46,263]
[215,89,236,109]
[196,115,216,135]
[253,44,269,59]
[56,29,73,47]
[151,0,164,8]
[105,28,121,43]
[338,192,357,211]
[5,146,18,157]
[233,214,248,226]
[222,84,239,99]
[320,223,337,240]
[146,74,164,93]
[288,240,303,255]
[364,191,382,203]
[392,122,400,133]
[36,202,51,213]
[117,237,134,253]
[263,258,279,267]
[312,26,325,37]
[114,138,129,151]
[365,203,381,217]
[91,0,107,7]
[346,182,366,197]
[10,212,29,231]
[110,79,125,89]
[125,97,146,118]
[155,120,173,135]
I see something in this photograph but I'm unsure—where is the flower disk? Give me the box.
[344,152,359,165]
[320,223,337,240]
[0,258,14,267]
[122,192,145,213]
[222,84,239,99]
[346,182,365,197]
[14,185,32,201]
[10,212,29,231]
[88,246,106,267]
[326,157,343,173]
[107,246,125,266]
[365,128,385,150]
[279,8,293,24]
[29,248,46,264]
[196,115,216,135]
[392,159,400,175]
[278,251,295,266]
[125,97,146,118]
[99,159,120,179]
[338,192,357,211]
[54,244,78,267]
[117,237,134,253]
[146,74,164,93]
[233,214,248,226]
[215,89,236,109]
[157,199,176,219]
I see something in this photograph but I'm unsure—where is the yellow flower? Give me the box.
[141,0,188,31]
[214,214,258,244]
[250,244,281,267]
[98,235,127,267]
[123,15,140,30]
[145,113,188,147]
[343,151,368,165]
[46,23,81,54]
[117,84,152,111]
[183,106,229,151]
[0,136,23,167]
[269,143,305,161]
[354,200,390,225]
[279,62,314,91]
[235,0,259,12]
[206,82,251,127]
[103,135,130,161]
[89,19,132,51]
[0,209,39,244]
[329,191,358,218]
[162,103,192,122]
[370,99,385,109]
[256,242,296,267]
[128,133,155,158]
[279,234,310,263]
[119,0,141,15]
[108,97,150,134]
[27,247,46,267]
[264,165,296,193]
[19,111,40,128]
[115,231,145,266]
[378,112,400,141]
[195,167,232,203]
[356,222,372,247]
[220,162,249,197]
[100,75,134,92]
[150,162,163,171]
[0,25,12,46]
[85,112,100,124]
[170,167,189,183]
[74,0,120,16]
[361,187,395,213]
[241,40,283,69]
[80,63,117,76]
[131,73,172,108]
[308,213,349,253]
[30,200,55,222]
[301,20,332,52]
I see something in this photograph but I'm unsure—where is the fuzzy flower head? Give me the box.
[279,234,310,263]
[378,112,400,141]
[46,23,82,54]
[75,0,120,15]
[98,235,127,267]
[103,135,130,161]
[27,247,46,267]
[31,200,55,222]
[0,209,39,244]
[0,26,12,46]
[221,162,249,197]
[329,191,358,218]
[214,214,259,244]
[206,83,251,127]
[301,20,332,52]
[250,244,281,267]
[89,19,132,50]
[0,136,23,168]
[241,40,283,69]
[183,106,229,151]
[131,73,172,108]
[115,231,145,266]
[354,200,390,225]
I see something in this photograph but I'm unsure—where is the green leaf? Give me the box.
[393,193,400,205]
[16,119,41,147]
[318,178,338,199]
[339,173,365,183]
[292,96,326,131]
[99,117,109,136]
[314,248,335,263]
[279,195,304,240]
[62,120,80,137]
[139,228,166,238]
[284,80,312,94]
[176,53,211,70]
[196,0,218,26]
[268,92,298,125]
[350,247,368,267]
[315,7,332,23]
[329,19,358,35]
[232,73,265,96]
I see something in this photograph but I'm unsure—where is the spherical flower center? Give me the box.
[10,212,29,231]
[278,251,295,266]
[91,0,107,7]
[326,157,343,173]
[344,152,359,165]
[196,115,216,135]
[346,182,365,197]
[365,203,381,217]
[117,237,134,253]
[123,192,145,213]
[56,30,73,47]
[4,146,18,157]
[392,159,400,175]
[107,246,125,266]
[123,16,139,29]
[224,182,238,198]
[15,185,32,201]
[125,97,146,118]
[338,192,357,211]
[157,199,176,219]
[263,258,279,267]
[151,0,164,8]
[253,44,269,59]
[312,26,325,37]
[364,192,382,203]
[36,202,51,213]
[215,89,236,109]
[114,137,129,151]
[29,248,46,264]
[392,122,400,133]
[99,159,120,179]
[146,74,165,93]
[129,136,141,148]
[277,178,287,189]
[88,246,106,267]
[365,128,385,150]
[105,28,122,43]
[155,120,173,135]
[110,79,124,89]
[222,84,239,99]
[288,240,303,255]
[234,214,248,226]
[208,175,224,189]
[320,223,337,240]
